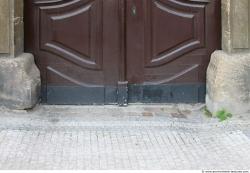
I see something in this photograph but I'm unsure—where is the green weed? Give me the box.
[215,109,233,122]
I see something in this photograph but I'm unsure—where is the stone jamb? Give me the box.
[206,0,250,115]
[222,0,250,53]
[0,0,41,109]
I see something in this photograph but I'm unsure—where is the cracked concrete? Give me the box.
[0,104,249,170]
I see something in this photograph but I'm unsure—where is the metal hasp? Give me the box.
[117,81,128,106]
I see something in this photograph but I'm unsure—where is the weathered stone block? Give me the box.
[206,51,250,115]
[0,53,41,109]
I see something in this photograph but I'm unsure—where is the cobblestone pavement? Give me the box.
[0,104,250,170]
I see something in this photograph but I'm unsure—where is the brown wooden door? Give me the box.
[125,0,221,103]
[24,0,221,105]
[25,0,122,104]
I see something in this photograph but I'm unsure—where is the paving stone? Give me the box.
[0,105,249,170]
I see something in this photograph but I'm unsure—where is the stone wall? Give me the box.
[0,0,41,109]
[206,0,250,115]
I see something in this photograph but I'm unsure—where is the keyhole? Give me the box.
[131,5,137,16]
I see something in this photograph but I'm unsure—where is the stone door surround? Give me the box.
[0,0,40,109]
[206,0,250,115]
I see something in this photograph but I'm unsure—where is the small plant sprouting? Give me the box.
[215,109,233,122]
[203,107,213,118]
[203,107,233,122]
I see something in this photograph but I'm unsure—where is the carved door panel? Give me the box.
[25,0,121,104]
[126,0,221,103]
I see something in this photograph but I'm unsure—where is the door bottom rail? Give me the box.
[42,83,206,105]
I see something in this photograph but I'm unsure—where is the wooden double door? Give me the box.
[24,0,221,105]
